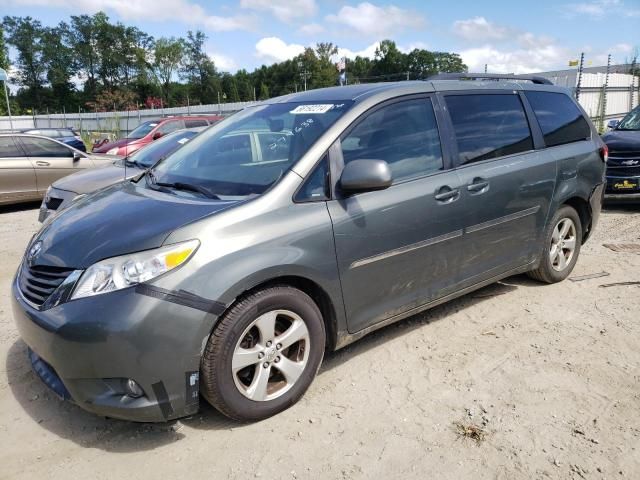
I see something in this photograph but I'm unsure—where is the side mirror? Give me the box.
[73,151,83,162]
[339,159,392,195]
[607,119,619,130]
[152,131,163,140]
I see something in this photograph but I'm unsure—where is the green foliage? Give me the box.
[1,12,468,114]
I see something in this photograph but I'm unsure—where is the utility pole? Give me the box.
[575,52,585,101]
[298,61,310,91]
[0,68,13,132]
[602,53,611,122]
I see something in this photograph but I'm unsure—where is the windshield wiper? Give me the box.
[154,180,221,199]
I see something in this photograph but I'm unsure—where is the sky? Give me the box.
[3,0,640,74]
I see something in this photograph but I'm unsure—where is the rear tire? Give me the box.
[200,286,325,421]
[527,205,582,284]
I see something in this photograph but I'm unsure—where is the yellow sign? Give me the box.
[568,60,579,66]
[613,179,638,190]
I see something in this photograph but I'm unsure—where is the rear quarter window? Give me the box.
[524,91,591,147]
[445,94,533,164]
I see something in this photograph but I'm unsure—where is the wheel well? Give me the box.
[238,276,338,352]
[563,196,592,241]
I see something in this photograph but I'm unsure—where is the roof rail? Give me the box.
[426,73,553,85]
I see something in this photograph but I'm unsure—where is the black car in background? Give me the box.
[20,128,87,152]
[602,105,640,200]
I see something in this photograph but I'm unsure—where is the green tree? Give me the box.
[0,23,9,71]
[180,30,220,104]
[151,37,184,104]
[2,16,47,107]
[258,82,270,100]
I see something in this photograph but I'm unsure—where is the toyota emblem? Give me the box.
[27,241,42,265]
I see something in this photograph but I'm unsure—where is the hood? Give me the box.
[52,163,144,194]
[602,130,640,153]
[93,137,140,153]
[33,181,239,269]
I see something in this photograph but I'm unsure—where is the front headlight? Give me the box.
[70,239,199,300]
[106,147,119,155]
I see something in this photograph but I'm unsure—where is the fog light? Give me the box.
[125,378,144,398]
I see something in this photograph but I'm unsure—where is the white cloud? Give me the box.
[240,0,317,22]
[452,17,510,41]
[7,0,255,31]
[209,52,237,72]
[254,37,305,64]
[326,2,424,38]
[564,0,639,17]
[337,42,380,60]
[459,44,571,74]
[297,23,325,36]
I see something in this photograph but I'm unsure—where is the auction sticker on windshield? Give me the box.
[290,104,334,114]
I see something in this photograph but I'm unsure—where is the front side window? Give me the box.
[295,156,329,202]
[446,94,533,164]
[19,137,72,158]
[185,119,208,128]
[150,101,353,198]
[524,91,591,147]
[341,98,443,183]
[0,137,23,158]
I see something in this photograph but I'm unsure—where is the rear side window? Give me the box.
[341,98,443,183]
[0,137,23,158]
[524,91,591,147]
[157,120,184,135]
[184,119,208,128]
[446,94,533,164]
[19,137,72,157]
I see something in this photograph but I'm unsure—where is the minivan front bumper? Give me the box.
[11,277,217,422]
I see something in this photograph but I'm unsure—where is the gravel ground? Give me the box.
[0,202,639,480]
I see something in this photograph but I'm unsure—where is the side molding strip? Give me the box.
[136,284,226,315]
[350,229,464,269]
[465,205,540,234]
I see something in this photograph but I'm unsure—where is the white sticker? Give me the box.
[149,123,158,127]
[177,137,190,144]
[290,104,334,114]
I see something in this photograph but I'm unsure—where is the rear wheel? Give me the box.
[527,205,582,283]
[200,286,325,421]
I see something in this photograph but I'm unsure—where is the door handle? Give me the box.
[434,187,460,203]
[36,161,50,167]
[467,177,489,193]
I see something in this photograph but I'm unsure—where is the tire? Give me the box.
[200,286,325,421]
[527,205,582,284]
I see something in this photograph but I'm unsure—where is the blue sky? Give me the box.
[3,0,639,74]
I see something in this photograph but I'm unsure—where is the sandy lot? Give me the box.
[0,202,639,480]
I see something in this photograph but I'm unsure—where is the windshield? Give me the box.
[127,130,198,167]
[150,101,353,197]
[128,121,159,139]
[617,107,640,131]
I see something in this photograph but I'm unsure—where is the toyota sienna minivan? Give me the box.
[12,76,606,422]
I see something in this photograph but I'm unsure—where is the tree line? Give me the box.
[0,12,468,115]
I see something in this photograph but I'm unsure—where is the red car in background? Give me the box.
[93,115,222,155]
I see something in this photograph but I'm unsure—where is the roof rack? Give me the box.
[426,73,553,85]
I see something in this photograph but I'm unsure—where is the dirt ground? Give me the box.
[0,202,639,480]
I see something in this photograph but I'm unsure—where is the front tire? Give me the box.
[200,286,325,421]
[527,205,582,284]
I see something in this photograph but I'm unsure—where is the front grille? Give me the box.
[45,197,63,210]
[18,264,74,308]
[607,166,640,177]
[609,151,640,159]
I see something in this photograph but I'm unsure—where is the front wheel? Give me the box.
[200,286,325,421]
[527,205,582,284]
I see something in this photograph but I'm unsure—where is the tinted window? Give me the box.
[184,119,208,128]
[617,105,640,131]
[56,129,76,137]
[341,98,443,182]
[295,156,329,202]
[446,94,533,164]
[0,137,23,158]
[19,137,72,157]
[524,91,591,147]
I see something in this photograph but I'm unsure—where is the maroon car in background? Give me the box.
[93,115,222,155]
